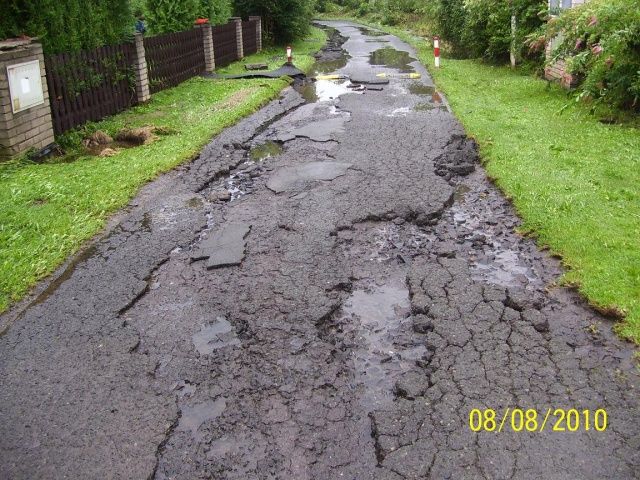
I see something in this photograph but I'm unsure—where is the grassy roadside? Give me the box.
[319,14,640,343]
[0,27,326,313]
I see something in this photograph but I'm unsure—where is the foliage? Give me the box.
[197,0,233,25]
[431,0,546,61]
[0,0,131,54]
[543,0,640,110]
[234,0,316,43]
[145,0,200,33]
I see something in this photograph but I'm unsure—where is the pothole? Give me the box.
[369,47,416,73]
[338,277,427,410]
[249,141,283,162]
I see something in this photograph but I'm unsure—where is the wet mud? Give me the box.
[0,19,638,480]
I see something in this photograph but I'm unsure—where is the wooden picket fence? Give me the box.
[212,23,239,68]
[45,42,137,135]
[242,20,258,56]
[145,28,206,94]
[45,18,261,135]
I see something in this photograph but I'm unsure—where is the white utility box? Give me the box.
[7,59,45,114]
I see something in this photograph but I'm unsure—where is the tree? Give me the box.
[234,0,315,44]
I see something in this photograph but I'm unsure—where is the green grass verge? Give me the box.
[318,15,640,343]
[0,28,326,313]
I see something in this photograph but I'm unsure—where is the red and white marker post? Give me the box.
[433,36,440,68]
[286,46,292,63]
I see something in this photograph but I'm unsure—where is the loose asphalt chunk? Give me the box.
[191,223,251,269]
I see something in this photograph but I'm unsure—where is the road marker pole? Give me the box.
[286,46,292,64]
[433,36,440,68]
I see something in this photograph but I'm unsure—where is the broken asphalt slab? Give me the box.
[266,161,352,193]
[191,223,251,269]
[276,117,349,143]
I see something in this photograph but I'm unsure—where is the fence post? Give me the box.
[249,16,262,52]
[230,17,244,60]
[133,33,150,103]
[201,24,215,72]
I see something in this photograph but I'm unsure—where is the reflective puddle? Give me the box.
[249,141,283,162]
[369,47,416,73]
[192,317,240,355]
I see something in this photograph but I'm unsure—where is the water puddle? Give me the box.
[369,47,416,73]
[473,249,535,287]
[358,27,388,37]
[339,278,426,409]
[295,78,361,103]
[407,82,436,95]
[224,163,267,201]
[386,107,411,117]
[249,141,283,161]
[450,197,537,288]
[177,397,226,441]
[454,184,471,202]
[192,317,240,355]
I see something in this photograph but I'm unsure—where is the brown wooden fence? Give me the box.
[45,42,137,135]
[43,18,260,135]
[242,20,258,56]
[144,28,205,94]
[212,23,239,68]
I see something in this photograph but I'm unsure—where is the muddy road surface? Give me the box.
[1,21,638,480]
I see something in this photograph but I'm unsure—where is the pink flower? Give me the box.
[591,44,603,55]
[588,16,598,27]
[575,38,584,50]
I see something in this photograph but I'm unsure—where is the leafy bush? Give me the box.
[0,0,131,54]
[234,0,315,43]
[432,0,546,61]
[146,0,199,34]
[196,0,233,25]
[544,0,640,110]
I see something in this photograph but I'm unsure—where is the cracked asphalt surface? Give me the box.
[1,21,638,479]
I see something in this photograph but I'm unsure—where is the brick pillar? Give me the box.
[201,24,215,72]
[133,33,150,103]
[0,39,55,160]
[230,17,244,59]
[249,16,262,52]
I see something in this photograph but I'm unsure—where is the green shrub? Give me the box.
[433,0,546,61]
[544,0,640,110]
[234,0,315,44]
[0,0,131,54]
[146,0,200,34]
[196,0,233,25]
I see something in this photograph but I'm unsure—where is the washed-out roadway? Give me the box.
[1,21,638,480]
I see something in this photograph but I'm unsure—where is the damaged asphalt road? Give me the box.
[1,21,638,480]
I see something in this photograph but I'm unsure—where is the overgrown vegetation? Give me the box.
[234,0,316,43]
[0,0,132,54]
[0,28,325,314]
[537,0,640,111]
[145,0,232,34]
[319,0,546,63]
